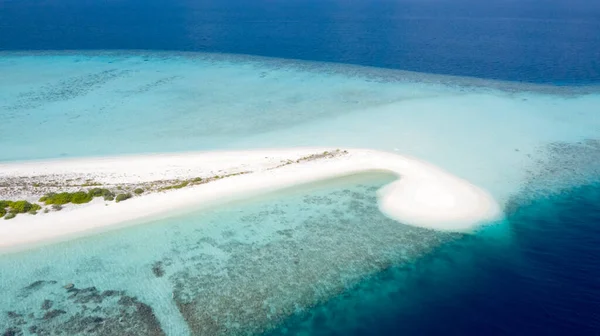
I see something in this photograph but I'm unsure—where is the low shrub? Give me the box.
[52,204,63,211]
[41,192,72,205]
[173,181,189,189]
[160,181,189,191]
[4,212,16,220]
[0,208,6,218]
[10,200,36,214]
[89,188,116,201]
[70,191,93,204]
[0,200,13,209]
[133,188,144,195]
[115,193,132,203]
[88,188,105,197]
[88,188,115,197]
[41,190,102,205]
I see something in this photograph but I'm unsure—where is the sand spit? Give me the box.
[0,148,502,250]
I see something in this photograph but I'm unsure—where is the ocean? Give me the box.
[1,0,600,83]
[1,0,600,335]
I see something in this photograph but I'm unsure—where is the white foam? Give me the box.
[0,148,501,250]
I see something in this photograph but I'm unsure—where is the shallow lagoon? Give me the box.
[1,52,600,335]
[1,51,599,203]
[0,173,461,335]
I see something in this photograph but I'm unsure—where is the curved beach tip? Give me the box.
[0,148,502,251]
[377,176,502,233]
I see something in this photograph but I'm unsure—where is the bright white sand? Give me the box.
[0,148,502,249]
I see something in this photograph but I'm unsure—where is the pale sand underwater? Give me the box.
[1,52,598,206]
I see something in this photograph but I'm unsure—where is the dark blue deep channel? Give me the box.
[1,0,600,335]
[1,0,600,83]
[266,182,600,335]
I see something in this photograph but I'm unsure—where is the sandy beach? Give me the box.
[0,148,502,250]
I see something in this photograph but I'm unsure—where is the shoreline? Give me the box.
[0,148,502,252]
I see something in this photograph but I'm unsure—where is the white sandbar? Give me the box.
[0,148,502,250]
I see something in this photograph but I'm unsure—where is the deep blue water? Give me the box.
[268,183,600,335]
[1,0,600,83]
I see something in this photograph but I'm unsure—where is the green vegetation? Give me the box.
[0,200,42,219]
[8,200,40,214]
[40,188,115,205]
[0,170,257,219]
[88,188,115,201]
[0,200,13,209]
[40,192,73,205]
[81,180,102,187]
[70,191,93,204]
[115,193,132,203]
[160,181,189,191]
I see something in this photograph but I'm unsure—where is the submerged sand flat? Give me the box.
[1,52,599,206]
[1,51,599,335]
[0,148,501,250]
[0,173,458,335]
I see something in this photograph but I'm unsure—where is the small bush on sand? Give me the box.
[52,204,63,211]
[10,200,37,214]
[70,191,93,204]
[41,192,71,205]
[160,181,189,191]
[88,188,114,198]
[89,188,105,197]
[0,208,6,218]
[41,190,98,205]
[4,212,16,220]
[0,200,13,209]
[115,193,132,203]
[133,188,144,195]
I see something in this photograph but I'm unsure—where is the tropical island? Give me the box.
[0,148,502,251]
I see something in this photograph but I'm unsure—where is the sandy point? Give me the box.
[0,148,503,251]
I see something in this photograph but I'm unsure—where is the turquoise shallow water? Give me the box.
[0,173,461,335]
[1,52,600,335]
[2,52,599,204]
[1,0,600,331]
